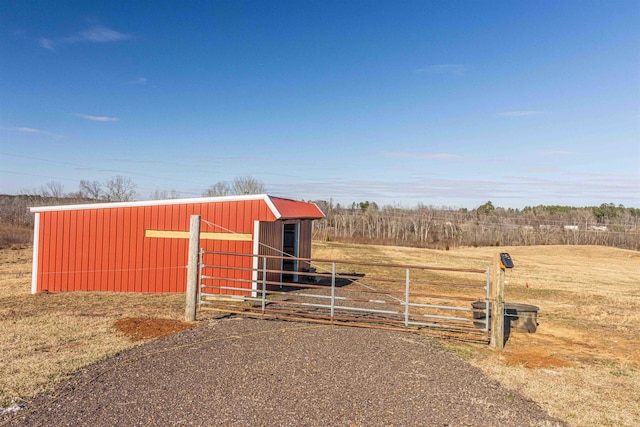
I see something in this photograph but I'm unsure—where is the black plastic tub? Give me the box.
[471,301,539,333]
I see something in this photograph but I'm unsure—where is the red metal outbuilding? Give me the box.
[30,195,324,294]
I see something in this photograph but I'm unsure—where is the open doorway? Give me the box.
[282,223,298,282]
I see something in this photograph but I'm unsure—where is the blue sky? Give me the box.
[1,0,638,209]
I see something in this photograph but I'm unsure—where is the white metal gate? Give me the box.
[199,251,499,344]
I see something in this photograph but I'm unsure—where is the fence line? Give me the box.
[198,251,494,344]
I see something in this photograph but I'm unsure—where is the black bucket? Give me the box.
[471,301,539,333]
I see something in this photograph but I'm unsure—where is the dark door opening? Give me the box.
[282,223,298,282]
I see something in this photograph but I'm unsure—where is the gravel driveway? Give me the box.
[3,317,565,426]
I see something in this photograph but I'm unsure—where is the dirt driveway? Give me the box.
[3,317,564,426]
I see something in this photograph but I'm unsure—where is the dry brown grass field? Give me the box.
[0,246,190,409]
[1,243,638,426]
[313,242,640,427]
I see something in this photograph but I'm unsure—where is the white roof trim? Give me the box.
[263,196,282,220]
[29,194,281,217]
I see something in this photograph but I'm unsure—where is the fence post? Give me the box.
[489,252,505,350]
[330,262,336,320]
[185,215,201,322]
[485,268,491,334]
[198,248,204,307]
[261,257,267,314]
[404,268,410,327]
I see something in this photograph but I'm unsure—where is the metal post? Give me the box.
[261,257,267,314]
[485,268,491,333]
[404,268,410,327]
[185,215,201,322]
[197,248,204,306]
[489,253,505,350]
[330,262,336,319]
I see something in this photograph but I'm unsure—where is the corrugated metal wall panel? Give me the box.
[297,220,313,272]
[258,221,283,286]
[34,198,306,293]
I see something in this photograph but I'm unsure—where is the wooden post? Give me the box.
[489,252,505,350]
[185,215,201,322]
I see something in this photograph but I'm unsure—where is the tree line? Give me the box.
[0,175,266,239]
[1,175,638,250]
[311,200,640,251]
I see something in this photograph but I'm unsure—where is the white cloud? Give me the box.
[128,77,147,85]
[415,64,468,76]
[38,38,54,50]
[1,126,62,138]
[39,23,130,49]
[64,24,130,43]
[499,110,545,117]
[522,167,559,173]
[267,170,640,209]
[72,113,120,122]
[386,151,469,161]
[534,149,574,156]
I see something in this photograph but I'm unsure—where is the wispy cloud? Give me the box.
[39,22,130,50]
[0,126,63,138]
[72,113,120,122]
[267,169,640,208]
[534,149,574,156]
[415,64,468,76]
[386,151,470,161]
[522,167,559,173]
[499,110,545,117]
[38,38,55,50]
[127,77,147,85]
[71,24,130,42]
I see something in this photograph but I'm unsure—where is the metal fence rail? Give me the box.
[198,251,492,343]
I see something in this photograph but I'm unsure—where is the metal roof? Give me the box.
[30,194,324,220]
[269,197,325,220]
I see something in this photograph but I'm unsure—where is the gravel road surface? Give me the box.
[3,317,565,426]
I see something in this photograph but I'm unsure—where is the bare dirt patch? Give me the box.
[114,317,194,341]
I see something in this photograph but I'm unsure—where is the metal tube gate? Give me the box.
[198,251,495,343]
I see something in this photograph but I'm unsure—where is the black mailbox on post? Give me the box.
[500,252,514,269]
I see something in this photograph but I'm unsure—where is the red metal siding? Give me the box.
[35,198,278,293]
[258,221,284,286]
[297,220,313,272]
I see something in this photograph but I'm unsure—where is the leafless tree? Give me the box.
[104,176,137,202]
[150,189,180,200]
[231,176,265,195]
[203,176,266,196]
[78,180,104,200]
[203,181,231,197]
[39,181,65,198]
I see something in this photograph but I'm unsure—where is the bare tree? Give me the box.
[78,180,104,200]
[150,189,180,200]
[104,176,137,202]
[39,181,65,198]
[203,176,265,197]
[203,181,231,197]
[231,176,265,195]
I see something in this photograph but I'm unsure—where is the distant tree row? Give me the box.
[0,176,267,234]
[202,176,266,197]
[311,200,640,251]
[1,175,638,251]
[20,175,267,203]
[33,176,138,202]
